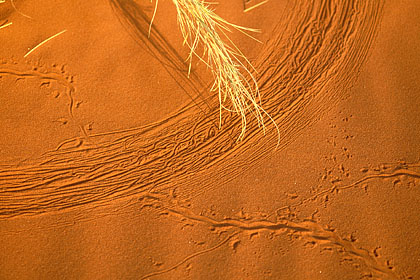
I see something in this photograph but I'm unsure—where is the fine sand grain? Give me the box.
[1,0,419,279]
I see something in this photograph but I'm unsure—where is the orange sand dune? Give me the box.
[1,0,419,279]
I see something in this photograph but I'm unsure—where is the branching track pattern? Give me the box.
[1,1,384,219]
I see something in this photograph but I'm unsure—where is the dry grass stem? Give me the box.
[11,0,33,19]
[0,21,12,30]
[150,0,279,142]
[243,0,269,13]
[24,29,67,58]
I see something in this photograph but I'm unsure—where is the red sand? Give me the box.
[1,0,419,279]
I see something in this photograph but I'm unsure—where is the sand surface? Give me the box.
[1,0,420,279]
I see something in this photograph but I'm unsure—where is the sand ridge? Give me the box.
[1,0,419,279]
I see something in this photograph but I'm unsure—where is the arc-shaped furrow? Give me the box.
[0,0,384,218]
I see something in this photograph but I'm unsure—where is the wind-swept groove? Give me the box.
[0,0,384,218]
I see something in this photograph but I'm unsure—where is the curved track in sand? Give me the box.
[0,0,384,218]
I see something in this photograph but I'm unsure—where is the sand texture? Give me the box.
[1,0,420,279]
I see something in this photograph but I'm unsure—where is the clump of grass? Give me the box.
[150,0,278,141]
